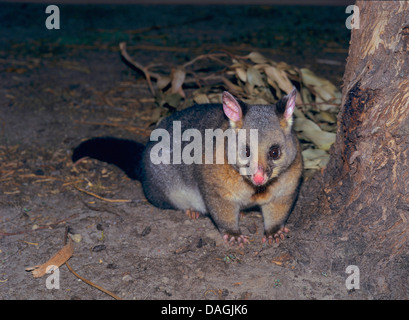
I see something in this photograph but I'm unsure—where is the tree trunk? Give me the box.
[285,1,409,299]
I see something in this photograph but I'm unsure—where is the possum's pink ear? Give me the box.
[222,91,243,126]
[277,86,297,130]
[283,87,297,121]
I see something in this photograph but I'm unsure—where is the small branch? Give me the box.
[182,53,229,69]
[0,214,79,237]
[63,228,122,300]
[65,261,122,300]
[119,42,161,96]
[297,102,341,107]
[73,185,132,203]
[74,120,151,136]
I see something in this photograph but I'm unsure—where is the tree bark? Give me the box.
[285,1,409,299]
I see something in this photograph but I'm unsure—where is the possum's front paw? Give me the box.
[223,234,249,248]
[262,226,290,245]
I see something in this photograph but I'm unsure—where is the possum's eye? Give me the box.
[269,145,281,160]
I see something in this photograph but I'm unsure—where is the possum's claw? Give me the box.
[223,234,249,248]
[262,227,290,245]
[185,209,201,220]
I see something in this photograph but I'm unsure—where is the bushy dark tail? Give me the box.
[72,137,145,180]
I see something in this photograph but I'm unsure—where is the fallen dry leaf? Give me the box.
[264,66,293,95]
[235,67,247,82]
[170,68,186,97]
[25,238,74,278]
[246,51,270,64]
[271,252,293,266]
[246,67,264,87]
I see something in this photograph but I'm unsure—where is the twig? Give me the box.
[18,173,63,181]
[182,53,229,69]
[297,102,341,107]
[74,120,151,136]
[63,228,122,300]
[126,44,190,53]
[73,185,132,203]
[0,214,79,237]
[65,262,122,300]
[119,42,160,96]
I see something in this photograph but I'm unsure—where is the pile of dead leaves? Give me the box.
[120,42,341,175]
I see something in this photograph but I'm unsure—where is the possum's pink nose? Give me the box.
[252,166,266,186]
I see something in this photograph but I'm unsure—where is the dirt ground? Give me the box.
[0,3,370,300]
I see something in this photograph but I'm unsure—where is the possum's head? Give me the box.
[222,88,299,187]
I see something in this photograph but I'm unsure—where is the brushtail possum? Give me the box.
[72,89,303,245]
